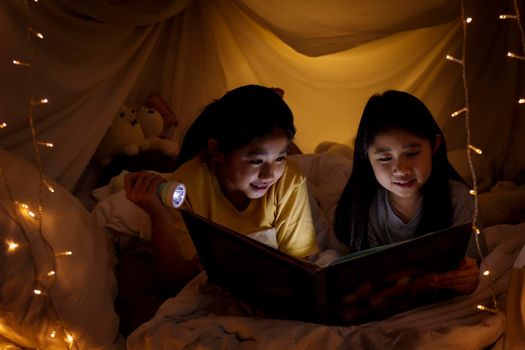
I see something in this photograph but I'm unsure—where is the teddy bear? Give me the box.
[135,105,179,159]
[93,105,150,166]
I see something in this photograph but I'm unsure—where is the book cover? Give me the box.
[180,209,472,325]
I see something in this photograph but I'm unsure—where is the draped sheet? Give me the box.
[0,0,523,191]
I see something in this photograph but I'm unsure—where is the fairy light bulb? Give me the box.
[6,240,19,252]
[499,14,517,19]
[0,122,6,128]
[55,251,73,256]
[37,141,54,148]
[477,305,497,313]
[47,270,56,277]
[34,289,43,295]
[451,107,468,117]
[468,144,483,155]
[13,59,31,67]
[50,330,57,338]
[446,55,464,65]
[31,98,49,105]
[519,98,524,104]
[483,270,490,276]
[465,17,472,23]
[469,189,477,195]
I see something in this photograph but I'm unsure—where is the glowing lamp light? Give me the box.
[465,17,472,23]
[469,189,477,195]
[519,98,524,104]
[34,289,43,295]
[499,14,517,19]
[483,270,490,276]
[0,122,6,128]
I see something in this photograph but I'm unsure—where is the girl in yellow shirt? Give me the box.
[124,85,319,291]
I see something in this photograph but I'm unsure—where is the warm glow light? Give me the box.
[28,210,36,218]
[483,270,490,276]
[507,52,525,60]
[31,98,49,105]
[469,189,477,195]
[65,333,75,347]
[465,17,472,23]
[468,144,483,155]
[473,226,481,235]
[50,330,57,338]
[34,289,43,295]
[499,14,517,19]
[446,55,464,64]
[37,141,54,148]
[477,305,497,313]
[55,251,73,256]
[44,181,55,192]
[12,59,31,67]
[6,240,19,252]
[519,98,524,104]
[451,107,468,117]
[47,270,56,276]
[0,122,6,128]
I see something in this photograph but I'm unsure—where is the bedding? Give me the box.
[90,147,525,349]
[0,150,124,349]
[126,222,523,350]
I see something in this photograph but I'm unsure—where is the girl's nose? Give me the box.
[393,159,411,176]
[259,162,275,180]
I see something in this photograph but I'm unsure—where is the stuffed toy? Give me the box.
[93,106,150,166]
[136,105,179,159]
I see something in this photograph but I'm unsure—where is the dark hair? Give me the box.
[174,85,296,169]
[334,90,463,251]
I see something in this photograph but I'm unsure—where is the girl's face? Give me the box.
[214,128,289,209]
[368,128,438,203]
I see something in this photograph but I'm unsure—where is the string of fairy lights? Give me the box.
[446,0,524,315]
[2,0,78,348]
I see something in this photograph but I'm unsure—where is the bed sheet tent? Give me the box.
[0,0,524,349]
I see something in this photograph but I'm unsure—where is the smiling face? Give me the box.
[212,128,290,210]
[368,128,438,206]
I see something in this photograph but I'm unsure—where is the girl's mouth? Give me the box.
[251,183,269,192]
[393,179,415,188]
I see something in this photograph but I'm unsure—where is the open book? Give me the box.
[180,210,472,325]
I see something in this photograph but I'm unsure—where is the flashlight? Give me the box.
[111,171,186,208]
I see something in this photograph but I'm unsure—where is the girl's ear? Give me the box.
[433,134,443,155]
[208,139,224,162]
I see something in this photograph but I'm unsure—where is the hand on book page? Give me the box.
[338,268,437,322]
[430,256,479,294]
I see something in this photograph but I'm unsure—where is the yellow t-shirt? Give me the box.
[168,155,319,260]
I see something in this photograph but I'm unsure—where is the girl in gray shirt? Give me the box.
[334,90,481,294]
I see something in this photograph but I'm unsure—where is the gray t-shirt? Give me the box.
[367,179,485,258]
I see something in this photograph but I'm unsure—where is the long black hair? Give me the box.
[174,85,296,169]
[333,90,463,251]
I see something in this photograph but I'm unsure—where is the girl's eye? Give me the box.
[378,156,391,162]
[406,151,420,157]
[276,156,286,162]
[249,159,263,165]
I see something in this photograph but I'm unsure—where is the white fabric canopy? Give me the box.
[0,0,523,191]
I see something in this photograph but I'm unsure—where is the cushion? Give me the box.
[0,150,123,349]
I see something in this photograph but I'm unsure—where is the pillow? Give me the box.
[448,149,495,193]
[0,150,123,349]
